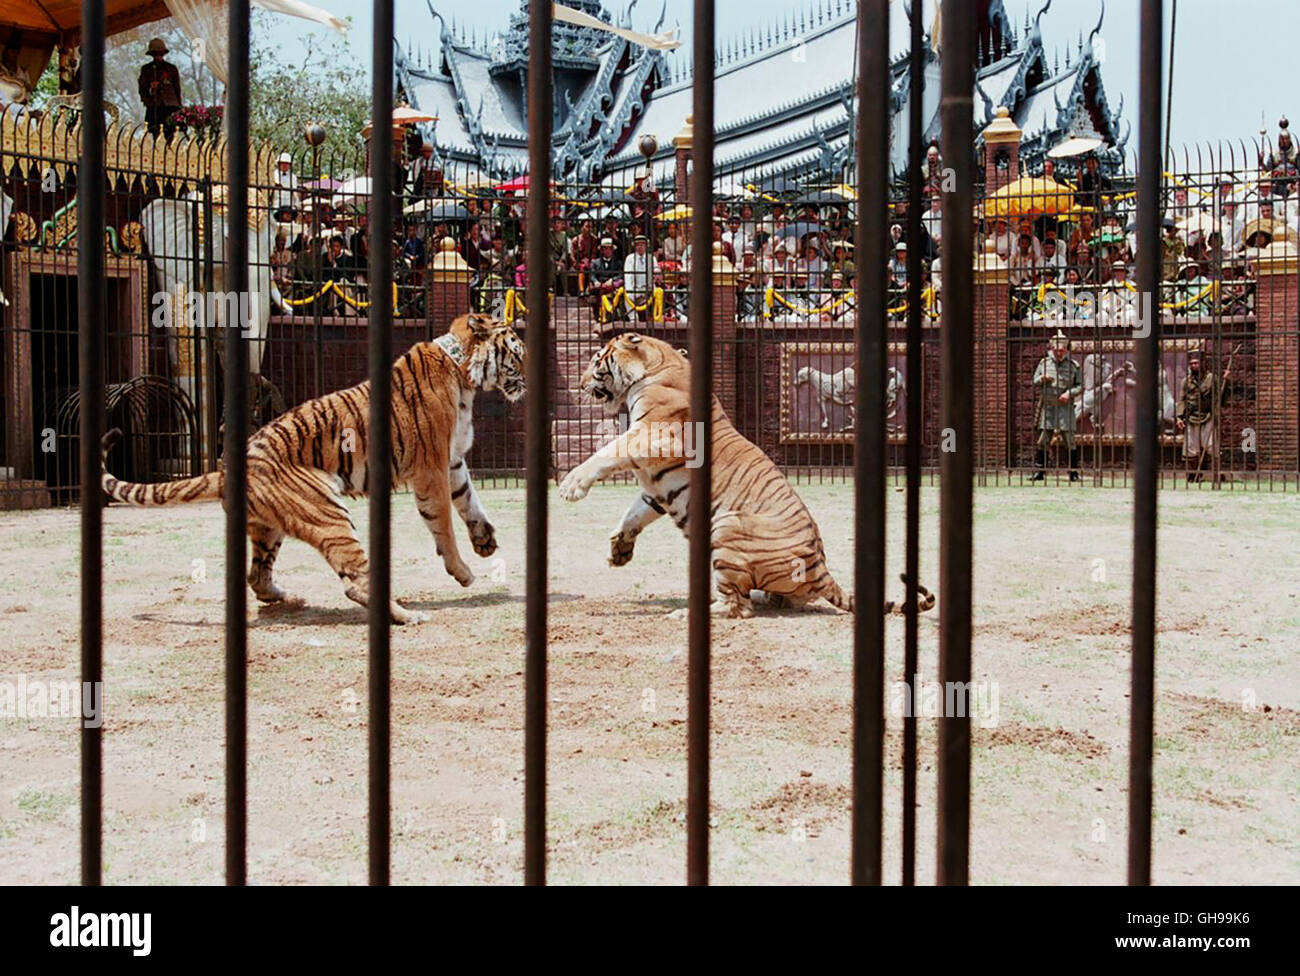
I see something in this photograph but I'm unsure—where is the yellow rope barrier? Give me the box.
[281,279,400,311]
[597,286,665,323]
[765,285,938,319]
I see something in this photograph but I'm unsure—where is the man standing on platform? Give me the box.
[1032,330,1084,482]
[1177,345,1230,483]
[139,38,182,136]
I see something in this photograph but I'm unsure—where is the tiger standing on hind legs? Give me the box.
[101,313,526,624]
[558,333,934,619]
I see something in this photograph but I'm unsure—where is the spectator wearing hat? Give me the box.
[586,237,623,317]
[921,192,943,249]
[271,152,299,223]
[1098,260,1134,323]
[139,38,182,135]
[761,239,793,293]
[622,234,660,321]
[1160,217,1185,280]
[829,240,855,283]
[1174,259,1213,315]
[1031,330,1084,482]
[796,240,826,294]
[889,239,909,285]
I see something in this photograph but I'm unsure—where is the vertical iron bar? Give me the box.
[937,0,974,886]
[524,0,552,887]
[225,0,251,886]
[851,0,889,887]
[688,0,716,887]
[78,0,106,887]
[902,0,924,888]
[369,0,396,887]
[1129,0,1164,887]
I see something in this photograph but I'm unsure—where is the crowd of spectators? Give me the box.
[266,118,1300,325]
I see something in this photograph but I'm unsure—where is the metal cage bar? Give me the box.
[937,0,974,885]
[78,0,106,888]
[524,0,553,887]
[1129,0,1165,887]
[902,0,925,887]
[224,0,252,887]
[687,0,716,887]
[851,0,889,887]
[368,0,396,887]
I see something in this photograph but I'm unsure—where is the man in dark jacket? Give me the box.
[139,38,183,135]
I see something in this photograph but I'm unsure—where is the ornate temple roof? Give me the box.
[395,0,1124,186]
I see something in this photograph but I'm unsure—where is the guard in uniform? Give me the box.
[1176,345,1230,483]
[1031,330,1084,481]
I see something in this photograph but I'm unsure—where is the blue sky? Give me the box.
[275,0,1296,152]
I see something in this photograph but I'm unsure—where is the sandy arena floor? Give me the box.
[0,482,1296,884]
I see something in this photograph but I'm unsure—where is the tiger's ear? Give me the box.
[467,313,494,338]
[627,333,642,343]
[676,348,688,358]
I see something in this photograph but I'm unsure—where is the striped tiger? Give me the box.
[558,333,934,618]
[101,313,525,624]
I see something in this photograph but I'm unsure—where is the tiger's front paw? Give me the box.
[558,467,593,502]
[608,532,636,566]
[470,520,497,557]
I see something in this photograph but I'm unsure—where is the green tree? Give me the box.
[249,11,368,166]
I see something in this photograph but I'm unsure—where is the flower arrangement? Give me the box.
[171,104,224,140]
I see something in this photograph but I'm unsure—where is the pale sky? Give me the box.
[275,0,1296,154]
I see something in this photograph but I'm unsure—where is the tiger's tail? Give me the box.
[820,576,855,614]
[825,573,936,615]
[101,428,224,506]
[883,573,936,615]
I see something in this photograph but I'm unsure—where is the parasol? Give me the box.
[985,176,1076,218]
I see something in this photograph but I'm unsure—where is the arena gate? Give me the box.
[63,0,1182,884]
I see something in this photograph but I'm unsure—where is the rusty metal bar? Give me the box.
[368,0,396,887]
[688,0,716,887]
[524,0,552,886]
[78,0,106,887]
[902,0,924,888]
[851,0,889,887]
[1129,0,1164,887]
[937,0,974,886]
[224,0,251,886]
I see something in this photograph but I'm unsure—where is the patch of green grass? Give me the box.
[16,789,73,822]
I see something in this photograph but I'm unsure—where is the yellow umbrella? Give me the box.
[827,182,857,200]
[985,176,1076,218]
[654,204,694,221]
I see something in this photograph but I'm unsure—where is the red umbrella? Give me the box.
[494,175,558,193]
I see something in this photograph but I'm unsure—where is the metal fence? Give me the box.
[7,106,1298,506]
[48,0,1178,884]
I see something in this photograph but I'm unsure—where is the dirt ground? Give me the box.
[0,481,1296,885]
